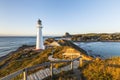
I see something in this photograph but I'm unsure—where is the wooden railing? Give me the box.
[0,56,82,80]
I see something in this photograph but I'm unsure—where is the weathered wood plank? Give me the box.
[32,74,36,80]
[37,71,42,79]
[46,68,51,76]
[45,69,49,76]
[28,75,34,80]
[27,76,31,80]
[41,70,46,78]
[36,72,42,80]
[44,69,49,76]
[39,71,44,79]
[34,73,39,80]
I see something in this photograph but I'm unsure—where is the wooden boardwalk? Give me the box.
[1,55,82,80]
[27,60,79,80]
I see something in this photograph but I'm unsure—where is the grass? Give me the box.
[0,45,81,78]
[82,57,120,80]
[0,46,53,78]
[44,57,120,80]
[1,44,120,80]
[0,39,92,79]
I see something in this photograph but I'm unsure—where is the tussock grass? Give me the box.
[82,57,120,80]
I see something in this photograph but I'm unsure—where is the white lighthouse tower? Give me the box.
[36,19,44,50]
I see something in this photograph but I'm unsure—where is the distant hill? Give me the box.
[65,33,120,42]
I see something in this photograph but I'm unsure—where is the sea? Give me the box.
[0,37,120,58]
[75,42,120,58]
[0,37,36,57]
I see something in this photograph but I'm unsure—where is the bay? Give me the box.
[75,42,120,58]
[1,37,120,59]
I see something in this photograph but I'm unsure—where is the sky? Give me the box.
[0,0,120,36]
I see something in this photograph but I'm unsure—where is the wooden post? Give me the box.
[79,56,82,67]
[23,69,27,80]
[50,63,53,80]
[71,60,73,70]
[70,52,73,70]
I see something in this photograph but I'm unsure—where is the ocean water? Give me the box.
[0,37,36,57]
[1,37,120,58]
[76,42,120,58]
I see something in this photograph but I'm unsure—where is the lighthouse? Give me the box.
[36,19,44,50]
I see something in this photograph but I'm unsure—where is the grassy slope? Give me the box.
[0,39,92,78]
[0,44,85,78]
[0,46,53,78]
[57,40,93,60]
[82,57,120,80]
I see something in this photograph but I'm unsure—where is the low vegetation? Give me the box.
[82,57,120,80]
[0,42,88,79]
[45,57,120,80]
[45,38,92,59]
[1,39,120,80]
[0,45,53,78]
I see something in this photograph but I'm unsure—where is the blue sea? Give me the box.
[0,37,120,58]
[75,42,120,58]
[0,37,36,57]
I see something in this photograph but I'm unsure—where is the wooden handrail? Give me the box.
[27,62,50,71]
[51,60,71,63]
[0,56,82,80]
[0,62,51,80]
